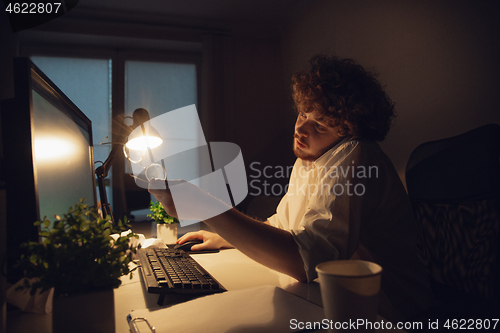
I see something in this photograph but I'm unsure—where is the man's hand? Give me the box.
[176,230,233,251]
[149,181,307,282]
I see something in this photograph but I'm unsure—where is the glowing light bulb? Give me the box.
[125,136,162,150]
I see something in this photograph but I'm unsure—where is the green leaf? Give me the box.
[148,201,179,224]
[15,198,141,297]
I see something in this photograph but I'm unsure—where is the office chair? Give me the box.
[406,123,500,306]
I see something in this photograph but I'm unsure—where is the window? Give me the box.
[31,54,200,223]
[31,56,113,205]
[125,60,199,218]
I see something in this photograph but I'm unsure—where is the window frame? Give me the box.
[19,44,202,221]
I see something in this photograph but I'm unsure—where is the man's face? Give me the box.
[293,110,343,161]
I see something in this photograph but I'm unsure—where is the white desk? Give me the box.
[8,248,403,332]
[115,248,323,332]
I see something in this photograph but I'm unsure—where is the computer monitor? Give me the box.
[1,58,97,283]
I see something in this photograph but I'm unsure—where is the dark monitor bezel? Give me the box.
[1,57,97,282]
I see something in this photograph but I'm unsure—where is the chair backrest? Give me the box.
[406,124,500,301]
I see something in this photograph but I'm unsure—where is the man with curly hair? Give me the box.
[150,55,433,320]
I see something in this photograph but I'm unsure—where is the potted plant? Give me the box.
[16,199,139,333]
[147,201,179,244]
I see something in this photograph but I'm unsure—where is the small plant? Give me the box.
[147,201,179,224]
[16,199,139,297]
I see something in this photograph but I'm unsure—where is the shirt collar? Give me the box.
[313,137,351,167]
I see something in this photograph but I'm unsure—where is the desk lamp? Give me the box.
[95,108,162,222]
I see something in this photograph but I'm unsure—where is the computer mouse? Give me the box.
[174,239,203,251]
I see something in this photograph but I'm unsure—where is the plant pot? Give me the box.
[52,289,115,333]
[157,223,178,244]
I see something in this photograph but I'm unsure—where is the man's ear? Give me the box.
[336,120,357,138]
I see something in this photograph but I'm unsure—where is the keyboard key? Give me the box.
[138,247,226,297]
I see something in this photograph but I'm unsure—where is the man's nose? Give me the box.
[296,121,310,137]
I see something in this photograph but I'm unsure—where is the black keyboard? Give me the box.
[137,247,226,304]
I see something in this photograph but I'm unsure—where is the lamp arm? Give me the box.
[96,166,113,221]
[95,141,125,222]
[95,108,151,222]
[97,141,124,179]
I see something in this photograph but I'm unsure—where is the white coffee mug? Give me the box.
[316,260,382,332]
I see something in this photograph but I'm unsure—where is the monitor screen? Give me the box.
[31,89,95,226]
[1,58,97,282]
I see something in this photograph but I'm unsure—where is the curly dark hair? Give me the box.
[291,55,395,141]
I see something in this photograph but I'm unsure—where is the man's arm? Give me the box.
[204,208,307,282]
[149,179,307,282]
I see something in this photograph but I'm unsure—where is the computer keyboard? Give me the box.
[137,247,226,304]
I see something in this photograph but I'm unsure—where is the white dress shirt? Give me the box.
[268,137,433,319]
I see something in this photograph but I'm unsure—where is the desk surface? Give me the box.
[115,248,322,332]
[8,248,304,333]
[8,248,402,332]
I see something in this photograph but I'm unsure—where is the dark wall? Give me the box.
[229,37,295,208]
[281,0,500,184]
[0,8,17,331]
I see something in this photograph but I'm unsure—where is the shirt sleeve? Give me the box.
[267,192,289,229]
[291,187,361,282]
[267,158,301,229]
[290,141,367,282]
